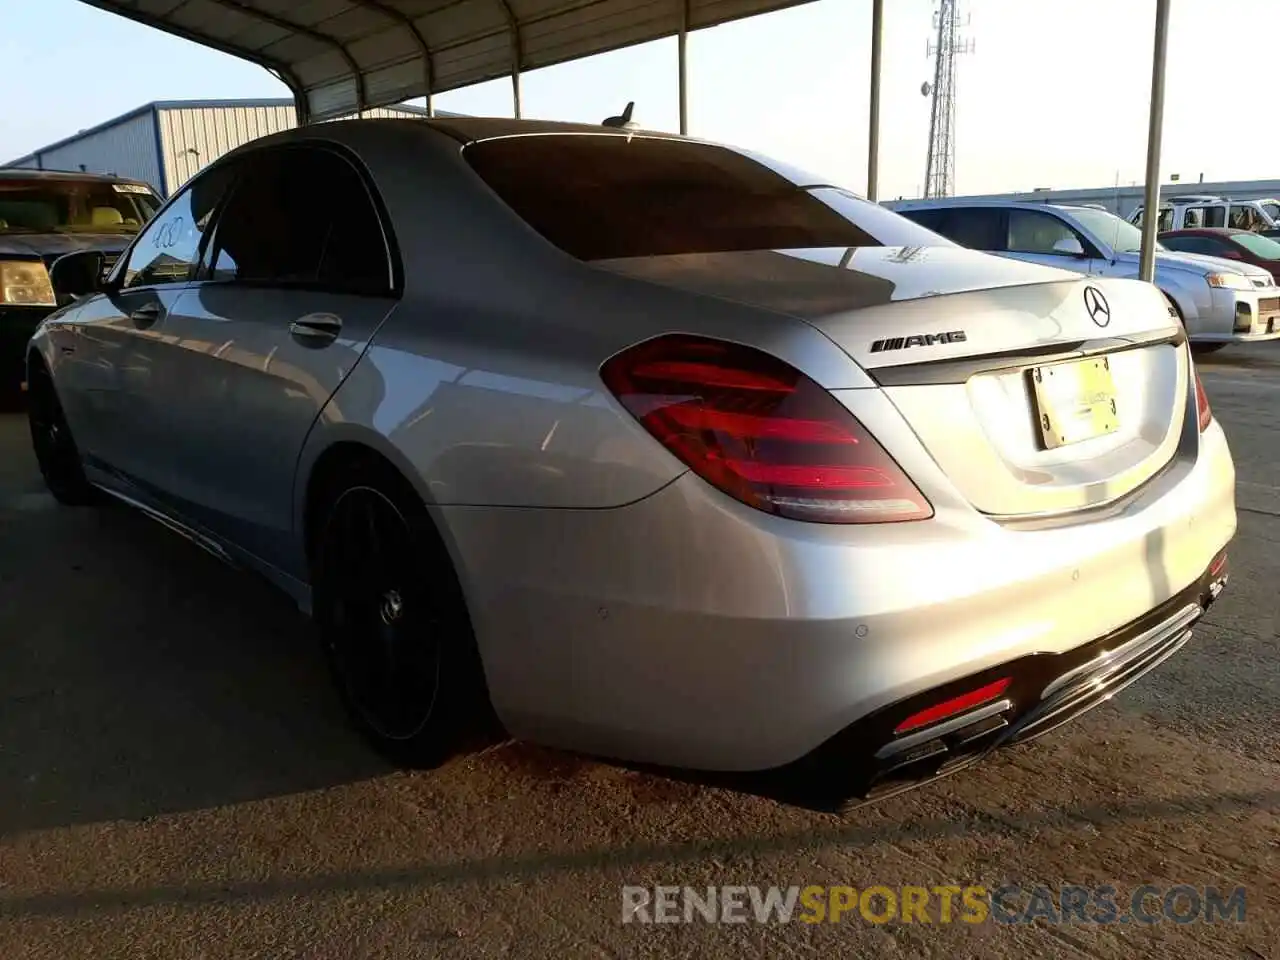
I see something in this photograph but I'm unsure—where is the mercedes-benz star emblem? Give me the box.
[1083,286,1111,328]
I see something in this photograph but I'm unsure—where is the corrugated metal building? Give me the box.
[4,99,453,197]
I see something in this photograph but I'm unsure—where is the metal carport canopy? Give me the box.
[79,0,1172,280]
[79,0,817,124]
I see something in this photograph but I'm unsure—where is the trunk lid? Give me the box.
[595,245,1190,519]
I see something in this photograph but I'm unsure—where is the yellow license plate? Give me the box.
[1029,356,1119,450]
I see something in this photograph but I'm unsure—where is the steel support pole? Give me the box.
[867,0,884,200]
[1139,0,1171,283]
[495,0,523,118]
[678,0,689,134]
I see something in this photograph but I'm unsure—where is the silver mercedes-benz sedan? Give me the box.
[28,117,1235,807]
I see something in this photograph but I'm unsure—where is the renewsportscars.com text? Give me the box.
[621,884,1247,926]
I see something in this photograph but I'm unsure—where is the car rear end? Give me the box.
[428,129,1235,804]
[773,271,1233,799]
[438,269,1233,804]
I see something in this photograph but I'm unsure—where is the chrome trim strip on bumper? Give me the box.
[875,698,1012,760]
[1040,602,1201,702]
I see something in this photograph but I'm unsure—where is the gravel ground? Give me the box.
[0,344,1276,960]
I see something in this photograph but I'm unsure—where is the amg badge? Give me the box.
[870,330,968,353]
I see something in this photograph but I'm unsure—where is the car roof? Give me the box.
[0,167,153,187]
[892,198,1110,216]
[209,116,721,179]
[424,116,688,144]
[1158,227,1249,237]
[893,198,1048,210]
[242,115,690,153]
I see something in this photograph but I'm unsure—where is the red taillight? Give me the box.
[894,677,1012,735]
[1194,366,1212,432]
[600,335,933,524]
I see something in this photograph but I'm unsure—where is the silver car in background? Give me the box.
[28,119,1235,808]
[892,198,1280,349]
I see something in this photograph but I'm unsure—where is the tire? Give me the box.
[26,359,98,506]
[311,458,496,767]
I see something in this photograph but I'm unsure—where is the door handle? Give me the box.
[129,302,162,328]
[289,313,343,345]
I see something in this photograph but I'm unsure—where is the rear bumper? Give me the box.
[783,556,1227,805]
[0,305,53,393]
[439,420,1236,774]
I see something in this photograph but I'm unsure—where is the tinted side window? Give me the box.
[1163,236,1211,255]
[1204,237,1239,257]
[1007,210,1084,254]
[899,208,947,231]
[121,165,233,288]
[932,207,1005,250]
[1203,207,1227,228]
[210,146,390,293]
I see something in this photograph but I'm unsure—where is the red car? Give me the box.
[1158,227,1280,280]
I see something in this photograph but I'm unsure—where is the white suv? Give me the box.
[891,198,1280,350]
[1130,196,1280,233]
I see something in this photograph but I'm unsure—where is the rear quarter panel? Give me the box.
[307,255,870,512]
[298,122,874,514]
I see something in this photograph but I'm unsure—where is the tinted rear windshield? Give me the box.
[463,135,881,261]
[0,178,159,234]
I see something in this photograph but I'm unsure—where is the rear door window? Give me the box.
[930,207,1006,250]
[463,135,884,261]
[898,208,947,231]
[208,145,392,294]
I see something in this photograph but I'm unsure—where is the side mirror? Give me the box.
[1052,236,1086,257]
[49,250,107,304]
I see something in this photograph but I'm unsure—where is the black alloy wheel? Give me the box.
[27,361,96,506]
[314,468,493,767]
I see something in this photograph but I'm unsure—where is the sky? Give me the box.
[2,0,1277,200]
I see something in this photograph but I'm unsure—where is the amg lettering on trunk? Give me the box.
[869,331,968,353]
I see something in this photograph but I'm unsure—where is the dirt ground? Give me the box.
[0,345,1276,960]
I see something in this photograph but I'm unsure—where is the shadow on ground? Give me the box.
[0,490,392,836]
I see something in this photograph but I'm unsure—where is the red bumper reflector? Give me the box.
[894,677,1013,735]
[1209,550,1227,578]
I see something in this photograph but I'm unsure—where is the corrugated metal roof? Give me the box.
[3,98,460,169]
[77,0,816,122]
